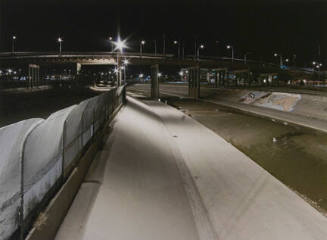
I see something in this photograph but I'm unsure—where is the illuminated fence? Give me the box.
[0,86,125,240]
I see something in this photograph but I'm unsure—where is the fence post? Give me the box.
[62,120,66,181]
[81,113,84,147]
[92,108,95,140]
[20,146,25,240]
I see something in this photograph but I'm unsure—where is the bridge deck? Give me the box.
[55,97,327,240]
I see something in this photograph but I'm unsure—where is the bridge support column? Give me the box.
[28,64,40,88]
[151,64,159,99]
[214,72,218,88]
[188,66,200,99]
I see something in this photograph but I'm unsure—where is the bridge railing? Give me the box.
[0,86,126,240]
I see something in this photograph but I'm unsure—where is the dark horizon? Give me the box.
[1,0,327,66]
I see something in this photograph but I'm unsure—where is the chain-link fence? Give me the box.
[0,86,125,240]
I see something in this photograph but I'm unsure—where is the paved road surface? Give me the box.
[55,97,327,240]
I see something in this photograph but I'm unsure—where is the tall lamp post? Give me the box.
[113,36,127,86]
[274,53,283,67]
[227,45,234,62]
[173,40,180,58]
[12,35,16,54]
[197,44,204,60]
[140,40,146,57]
[154,40,157,56]
[244,52,252,64]
[313,61,323,81]
[108,36,113,52]
[123,59,129,84]
[57,37,63,55]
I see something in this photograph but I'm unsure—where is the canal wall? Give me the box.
[211,88,327,123]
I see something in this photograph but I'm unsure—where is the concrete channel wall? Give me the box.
[211,88,327,123]
[0,86,126,240]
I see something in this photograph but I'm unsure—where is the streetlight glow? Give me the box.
[158,73,162,77]
[141,40,146,45]
[174,40,178,44]
[57,37,63,43]
[123,59,129,65]
[12,36,16,40]
[113,36,127,52]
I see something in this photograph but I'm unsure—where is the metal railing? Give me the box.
[0,86,126,240]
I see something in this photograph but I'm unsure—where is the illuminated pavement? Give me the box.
[55,97,327,240]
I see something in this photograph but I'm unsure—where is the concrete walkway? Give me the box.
[55,97,327,240]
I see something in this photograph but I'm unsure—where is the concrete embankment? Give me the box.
[206,88,327,132]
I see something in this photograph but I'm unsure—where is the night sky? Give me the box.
[1,0,327,66]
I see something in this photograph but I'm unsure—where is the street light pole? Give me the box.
[173,40,180,58]
[58,37,63,55]
[123,59,129,84]
[244,52,252,64]
[12,35,16,54]
[140,40,145,58]
[194,40,197,59]
[227,45,234,62]
[154,40,157,56]
[274,53,283,67]
[197,44,204,60]
[109,36,113,52]
[163,34,166,56]
[113,36,128,86]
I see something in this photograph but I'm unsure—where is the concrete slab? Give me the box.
[56,96,327,240]
[55,98,200,240]
[146,98,327,240]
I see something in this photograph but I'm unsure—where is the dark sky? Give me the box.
[2,0,327,66]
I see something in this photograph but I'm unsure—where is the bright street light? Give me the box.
[140,40,146,57]
[274,53,283,67]
[158,72,162,77]
[12,35,16,53]
[113,37,127,53]
[226,45,234,62]
[197,44,204,60]
[57,37,63,54]
[123,59,129,65]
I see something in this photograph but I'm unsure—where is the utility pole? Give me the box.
[163,34,166,56]
[154,40,157,56]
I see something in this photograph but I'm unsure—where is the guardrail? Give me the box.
[0,86,126,240]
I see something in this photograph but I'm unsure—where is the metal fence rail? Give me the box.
[0,86,126,240]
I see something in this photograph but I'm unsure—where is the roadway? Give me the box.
[55,96,327,240]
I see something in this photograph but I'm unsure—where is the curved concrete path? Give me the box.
[55,97,327,240]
